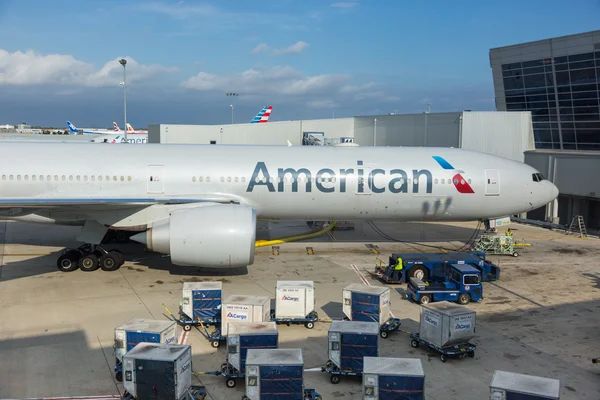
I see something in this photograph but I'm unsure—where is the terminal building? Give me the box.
[490,30,600,231]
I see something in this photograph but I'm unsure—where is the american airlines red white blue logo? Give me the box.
[431,156,475,194]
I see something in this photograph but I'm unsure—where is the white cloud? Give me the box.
[273,41,310,55]
[181,65,350,96]
[330,2,358,8]
[251,43,270,54]
[138,2,217,19]
[0,49,178,87]
[340,82,377,93]
[252,41,310,55]
[307,99,340,109]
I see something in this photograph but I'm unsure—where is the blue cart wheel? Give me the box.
[411,340,419,348]
[115,371,123,382]
[305,321,315,329]
[183,324,192,331]
[440,354,447,363]
[211,340,220,348]
[226,378,236,388]
[330,375,341,384]
[380,331,388,338]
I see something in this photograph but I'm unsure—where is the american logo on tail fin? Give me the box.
[250,106,272,124]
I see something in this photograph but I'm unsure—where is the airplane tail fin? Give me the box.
[127,123,134,132]
[250,106,272,123]
[66,121,78,134]
[113,122,121,132]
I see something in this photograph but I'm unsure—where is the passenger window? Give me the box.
[241,177,245,183]
[199,177,203,182]
[192,176,196,182]
[235,177,239,183]
[17,175,21,181]
[228,177,232,183]
[32,175,36,181]
[9,175,13,180]
[91,176,95,181]
[76,175,80,181]
[127,176,132,181]
[206,177,211,182]
[69,176,73,181]
[1,175,5,180]
[441,179,445,184]
[434,179,438,184]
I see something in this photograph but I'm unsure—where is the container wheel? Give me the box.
[305,321,315,329]
[411,339,419,348]
[330,375,341,384]
[468,351,475,358]
[458,294,471,305]
[79,254,99,272]
[419,295,431,305]
[211,341,220,348]
[513,252,519,257]
[115,371,123,382]
[226,378,236,388]
[183,324,192,331]
[380,331,388,339]
[440,354,447,363]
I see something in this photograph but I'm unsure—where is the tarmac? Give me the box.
[0,219,599,399]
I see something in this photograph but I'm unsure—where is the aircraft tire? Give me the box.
[57,252,80,272]
[79,254,100,272]
[100,253,122,271]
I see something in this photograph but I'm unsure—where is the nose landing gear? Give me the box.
[56,244,125,272]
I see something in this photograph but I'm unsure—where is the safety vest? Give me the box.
[395,258,403,270]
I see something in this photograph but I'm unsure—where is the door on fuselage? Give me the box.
[484,169,500,196]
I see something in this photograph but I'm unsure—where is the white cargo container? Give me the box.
[227,321,279,373]
[123,343,192,400]
[363,357,425,400]
[114,318,177,362]
[419,301,475,349]
[221,295,271,336]
[181,281,222,322]
[245,348,304,400]
[490,370,560,400]
[343,283,391,326]
[275,280,315,319]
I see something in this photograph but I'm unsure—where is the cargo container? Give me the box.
[343,283,391,325]
[221,322,279,388]
[363,357,425,400]
[410,301,476,362]
[419,301,475,348]
[122,343,192,400]
[244,348,304,400]
[181,281,222,325]
[114,318,177,381]
[274,280,315,319]
[324,320,380,383]
[221,295,271,336]
[490,370,560,400]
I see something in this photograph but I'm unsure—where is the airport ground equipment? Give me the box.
[407,263,483,305]
[221,322,278,389]
[363,357,425,400]
[113,318,177,382]
[490,370,560,399]
[410,301,476,362]
[342,283,401,338]
[201,295,271,348]
[368,251,500,284]
[57,243,125,272]
[242,348,321,400]
[121,343,207,400]
[322,320,380,384]
[471,234,527,257]
[270,280,319,329]
[176,282,222,331]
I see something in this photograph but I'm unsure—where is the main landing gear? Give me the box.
[57,244,125,272]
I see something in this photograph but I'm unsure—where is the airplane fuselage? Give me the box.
[0,142,557,226]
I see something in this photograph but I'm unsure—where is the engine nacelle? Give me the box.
[134,204,256,267]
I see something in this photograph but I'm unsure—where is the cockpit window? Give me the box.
[532,173,545,182]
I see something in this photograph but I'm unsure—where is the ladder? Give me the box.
[567,215,587,237]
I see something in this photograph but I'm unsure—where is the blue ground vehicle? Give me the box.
[370,251,500,284]
[407,263,483,305]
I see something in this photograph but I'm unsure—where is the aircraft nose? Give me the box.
[550,182,559,200]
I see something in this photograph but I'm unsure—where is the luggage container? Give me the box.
[490,370,560,400]
[322,320,380,384]
[271,281,319,329]
[363,357,425,400]
[221,322,279,389]
[122,343,200,400]
[242,348,321,400]
[178,281,222,330]
[342,283,401,339]
[114,318,177,382]
[410,301,476,362]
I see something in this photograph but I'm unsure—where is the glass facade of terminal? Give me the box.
[502,50,600,150]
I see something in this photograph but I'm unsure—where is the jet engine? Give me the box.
[132,204,256,267]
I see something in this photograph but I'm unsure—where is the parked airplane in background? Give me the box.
[0,142,558,273]
[113,122,148,134]
[67,121,119,135]
[250,106,272,123]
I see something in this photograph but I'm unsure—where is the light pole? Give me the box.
[226,92,239,124]
[119,58,127,143]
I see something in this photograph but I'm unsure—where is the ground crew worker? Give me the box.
[506,228,513,237]
[392,256,404,281]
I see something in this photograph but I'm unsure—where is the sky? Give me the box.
[1,0,600,128]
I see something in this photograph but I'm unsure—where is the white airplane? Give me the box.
[113,122,148,134]
[67,121,120,135]
[0,143,558,274]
